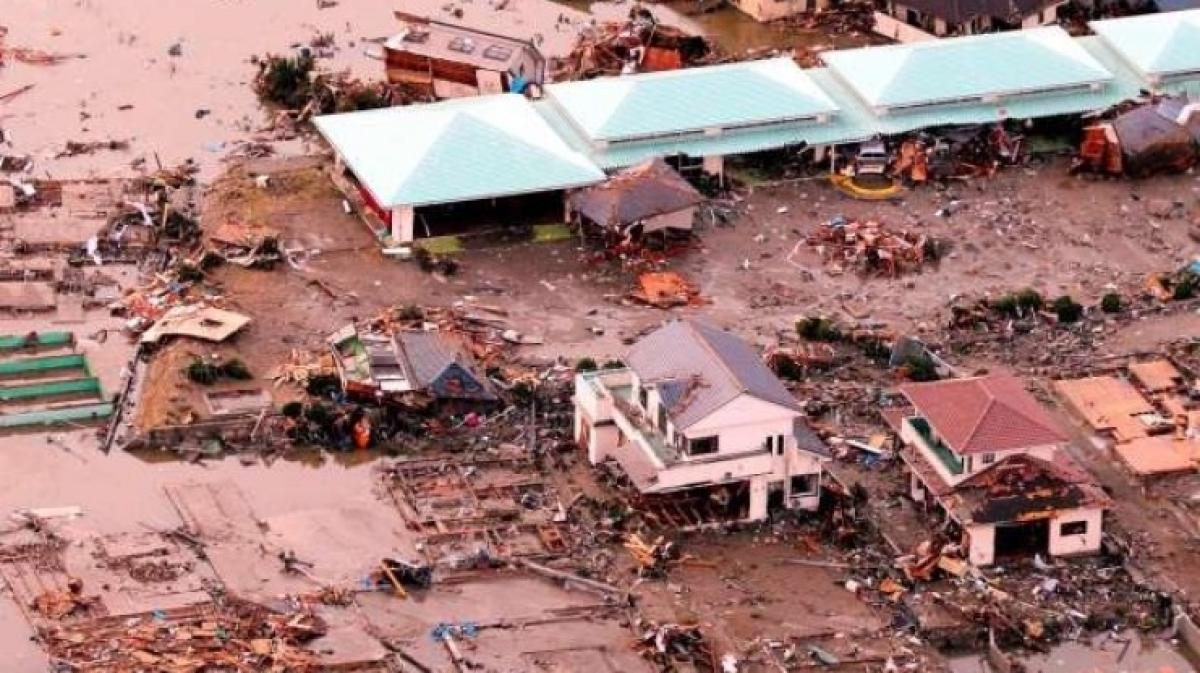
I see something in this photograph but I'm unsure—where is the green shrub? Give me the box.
[1016,288,1044,313]
[221,359,252,380]
[603,360,625,370]
[991,294,1019,318]
[1174,275,1196,301]
[281,401,304,418]
[1052,295,1084,323]
[796,317,842,342]
[185,359,221,385]
[902,354,939,382]
[1100,293,1122,314]
[575,357,598,373]
[255,53,316,108]
[176,263,204,283]
[396,304,425,321]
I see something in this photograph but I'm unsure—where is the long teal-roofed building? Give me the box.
[1090,9,1200,95]
[314,12,1200,244]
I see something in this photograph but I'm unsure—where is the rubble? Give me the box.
[806,216,943,277]
[551,9,718,80]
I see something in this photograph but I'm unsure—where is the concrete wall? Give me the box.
[873,11,937,42]
[730,0,830,22]
[1049,508,1103,557]
[967,523,997,566]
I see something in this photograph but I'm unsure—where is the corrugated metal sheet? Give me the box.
[313,94,603,208]
[545,58,839,143]
[821,27,1112,110]
[1090,10,1200,81]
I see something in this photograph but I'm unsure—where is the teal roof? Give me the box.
[1090,10,1200,83]
[313,95,604,208]
[545,58,839,143]
[821,27,1113,111]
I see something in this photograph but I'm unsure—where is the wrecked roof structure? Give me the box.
[821,27,1112,114]
[329,326,495,402]
[625,320,802,429]
[568,158,701,232]
[948,453,1111,524]
[1110,101,1199,177]
[313,94,603,209]
[899,374,1068,454]
[1090,10,1200,91]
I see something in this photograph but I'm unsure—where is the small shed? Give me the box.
[569,158,702,236]
[1111,101,1198,177]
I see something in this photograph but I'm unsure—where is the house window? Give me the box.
[638,386,648,410]
[981,453,996,465]
[1060,521,1088,536]
[657,404,667,431]
[483,44,512,61]
[448,37,476,54]
[776,434,785,455]
[687,436,719,456]
[790,473,818,495]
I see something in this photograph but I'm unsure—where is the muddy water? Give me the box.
[949,632,1200,673]
[2,0,397,179]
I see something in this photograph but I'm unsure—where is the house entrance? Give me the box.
[993,519,1050,559]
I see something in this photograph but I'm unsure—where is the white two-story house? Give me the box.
[574,320,828,523]
[893,374,1110,566]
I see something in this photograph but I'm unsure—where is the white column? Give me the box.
[392,206,415,243]
[748,476,769,522]
[702,155,725,184]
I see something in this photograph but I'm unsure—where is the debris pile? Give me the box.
[552,9,717,80]
[628,271,706,308]
[807,217,942,277]
[41,599,327,672]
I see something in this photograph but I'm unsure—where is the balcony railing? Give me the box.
[909,416,964,476]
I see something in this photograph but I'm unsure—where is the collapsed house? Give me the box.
[568,158,702,239]
[1078,97,1200,177]
[574,320,829,523]
[890,374,1109,566]
[386,13,545,98]
[329,325,496,405]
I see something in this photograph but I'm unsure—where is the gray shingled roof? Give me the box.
[395,330,495,400]
[625,321,802,430]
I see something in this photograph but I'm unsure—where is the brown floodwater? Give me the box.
[949,631,1200,673]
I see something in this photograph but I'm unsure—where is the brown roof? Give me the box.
[900,374,1067,455]
[569,158,702,229]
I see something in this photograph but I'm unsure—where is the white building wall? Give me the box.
[1049,508,1103,557]
[685,395,799,458]
[967,523,997,566]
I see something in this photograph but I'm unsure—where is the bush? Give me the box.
[221,359,252,380]
[797,317,842,342]
[185,359,221,385]
[1100,293,1122,314]
[1052,295,1084,323]
[902,354,940,382]
[1174,275,1197,301]
[281,401,304,418]
[255,53,316,108]
[396,304,425,321]
[773,356,805,381]
[1016,288,1043,314]
[991,294,1020,318]
[603,360,625,370]
[575,357,598,373]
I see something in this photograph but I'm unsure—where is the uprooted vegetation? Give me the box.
[252,52,419,121]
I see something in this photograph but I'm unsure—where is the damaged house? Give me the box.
[574,320,828,523]
[891,374,1110,566]
[385,13,545,98]
[568,157,702,240]
[1077,98,1200,177]
[329,325,496,406]
[874,0,1065,42]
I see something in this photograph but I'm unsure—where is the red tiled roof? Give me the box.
[899,374,1067,455]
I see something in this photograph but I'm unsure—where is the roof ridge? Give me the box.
[684,321,749,397]
[959,378,997,451]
